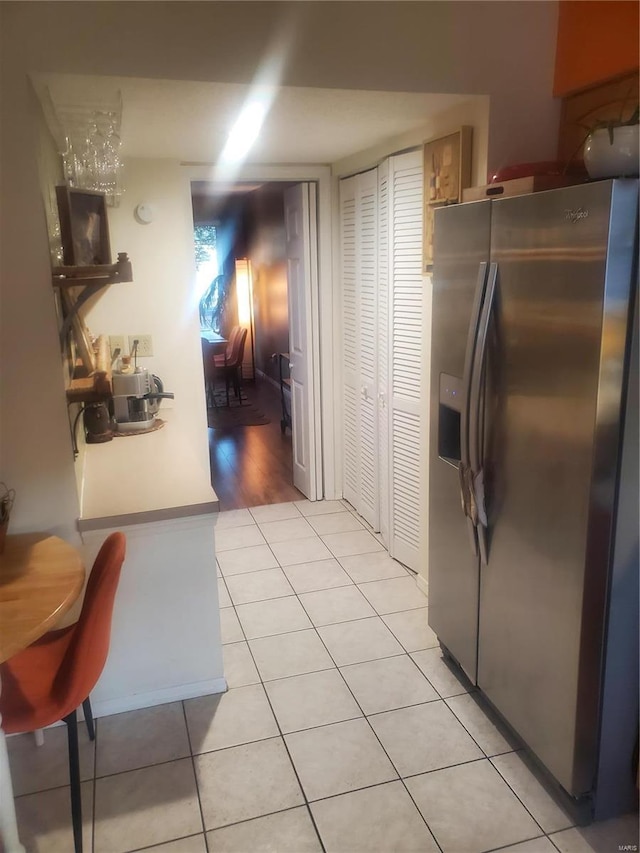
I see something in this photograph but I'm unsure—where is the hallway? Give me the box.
[207,379,303,511]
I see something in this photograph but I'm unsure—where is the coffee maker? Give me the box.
[111,369,174,433]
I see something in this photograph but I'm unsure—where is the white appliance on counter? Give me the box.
[112,369,174,432]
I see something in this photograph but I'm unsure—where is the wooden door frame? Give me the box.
[184,164,336,501]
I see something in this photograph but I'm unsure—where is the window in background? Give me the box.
[194,224,226,334]
[194,224,219,297]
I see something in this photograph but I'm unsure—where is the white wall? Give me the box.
[84,158,206,421]
[0,75,81,538]
[0,1,560,537]
[332,96,490,187]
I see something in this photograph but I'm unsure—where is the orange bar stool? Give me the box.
[0,532,126,853]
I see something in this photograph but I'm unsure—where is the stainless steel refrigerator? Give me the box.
[429,179,638,820]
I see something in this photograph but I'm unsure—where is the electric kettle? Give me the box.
[147,374,174,415]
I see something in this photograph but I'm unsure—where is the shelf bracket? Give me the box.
[52,253,132,349]
[58,281,109,347]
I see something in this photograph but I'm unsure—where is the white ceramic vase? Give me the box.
[583,125,640,179]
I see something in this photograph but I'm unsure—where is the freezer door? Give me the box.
[429,200,491,682]
[478,180,638,797]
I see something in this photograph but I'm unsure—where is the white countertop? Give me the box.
[78,408,219,531]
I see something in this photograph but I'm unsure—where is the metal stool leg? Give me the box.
[64,710,83,853]
[82,697,95,742]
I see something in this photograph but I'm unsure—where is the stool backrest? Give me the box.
[54,532,126,709]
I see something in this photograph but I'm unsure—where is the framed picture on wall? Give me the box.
[56,186,112,266]
[423,126,472,270]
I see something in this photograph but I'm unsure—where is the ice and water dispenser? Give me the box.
[438,373,462,464]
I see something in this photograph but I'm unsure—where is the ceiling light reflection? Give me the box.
[220,98,270,166]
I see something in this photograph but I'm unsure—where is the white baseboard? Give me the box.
[255,368,280,392]
[90,677,228,718]
[416,572,429,598]
[256,368,290,398]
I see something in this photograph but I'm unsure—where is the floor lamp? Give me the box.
[235,258,255,381]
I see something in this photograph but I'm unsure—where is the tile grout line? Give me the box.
[90,686,551,852]
[229,595,431,640]
[218,539,332,849]
[236,613,327,853]
[402,661,557,840]
[225,596,427,624]
[197,804,324,845]
[292,584,443,853]
[251,524,554,851]
[484,832,555,853]
[218,506,407,853]
[288,573,446,853]
[486,756,566,839]
[178,701,519,766]
[216,519,566,851]
[413,652,563,837]
[124,831,207,853]
[92,715,98,853]
[181,699,211,853]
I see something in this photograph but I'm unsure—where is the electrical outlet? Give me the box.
[128,335,154,357]
[109,335,126,358]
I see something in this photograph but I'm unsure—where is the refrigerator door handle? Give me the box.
[469,261,498,564]
[459,261,490,554]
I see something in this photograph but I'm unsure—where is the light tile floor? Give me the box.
[8,499,639,852]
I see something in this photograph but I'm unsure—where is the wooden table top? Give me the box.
[0,534,85,663]
[201,332,228,345]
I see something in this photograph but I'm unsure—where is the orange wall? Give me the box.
[554,1,639,96]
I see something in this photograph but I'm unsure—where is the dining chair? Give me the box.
[0,532,126,853]
[213,327,248,407]
[202,326,241,407]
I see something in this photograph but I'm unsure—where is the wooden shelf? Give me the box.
[52,253,132,288]
[53,253,133,351]
[66,374,111,404]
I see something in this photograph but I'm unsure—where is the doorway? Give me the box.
[191,180,319,511]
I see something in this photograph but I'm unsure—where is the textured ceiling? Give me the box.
[34,73,469,165]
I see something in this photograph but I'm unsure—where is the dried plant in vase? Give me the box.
[573,91,640,179]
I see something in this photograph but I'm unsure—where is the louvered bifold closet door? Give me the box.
[339,168,379,528]
[377,160,390,544]
[357,168,380,530]
[340,175,360,511]
[388,150,424,570]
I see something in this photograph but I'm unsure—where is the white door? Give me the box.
[339,175,360,511]
[339,168,379,529]
[356,168,380,530]
[339,154,423,567]
[285,183,318,499]
[377,159,390,545]
[387,150,424,570]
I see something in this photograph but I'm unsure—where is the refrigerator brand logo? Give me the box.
[565,207,589,223]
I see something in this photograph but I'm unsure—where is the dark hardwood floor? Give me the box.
[207,377,304,511]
